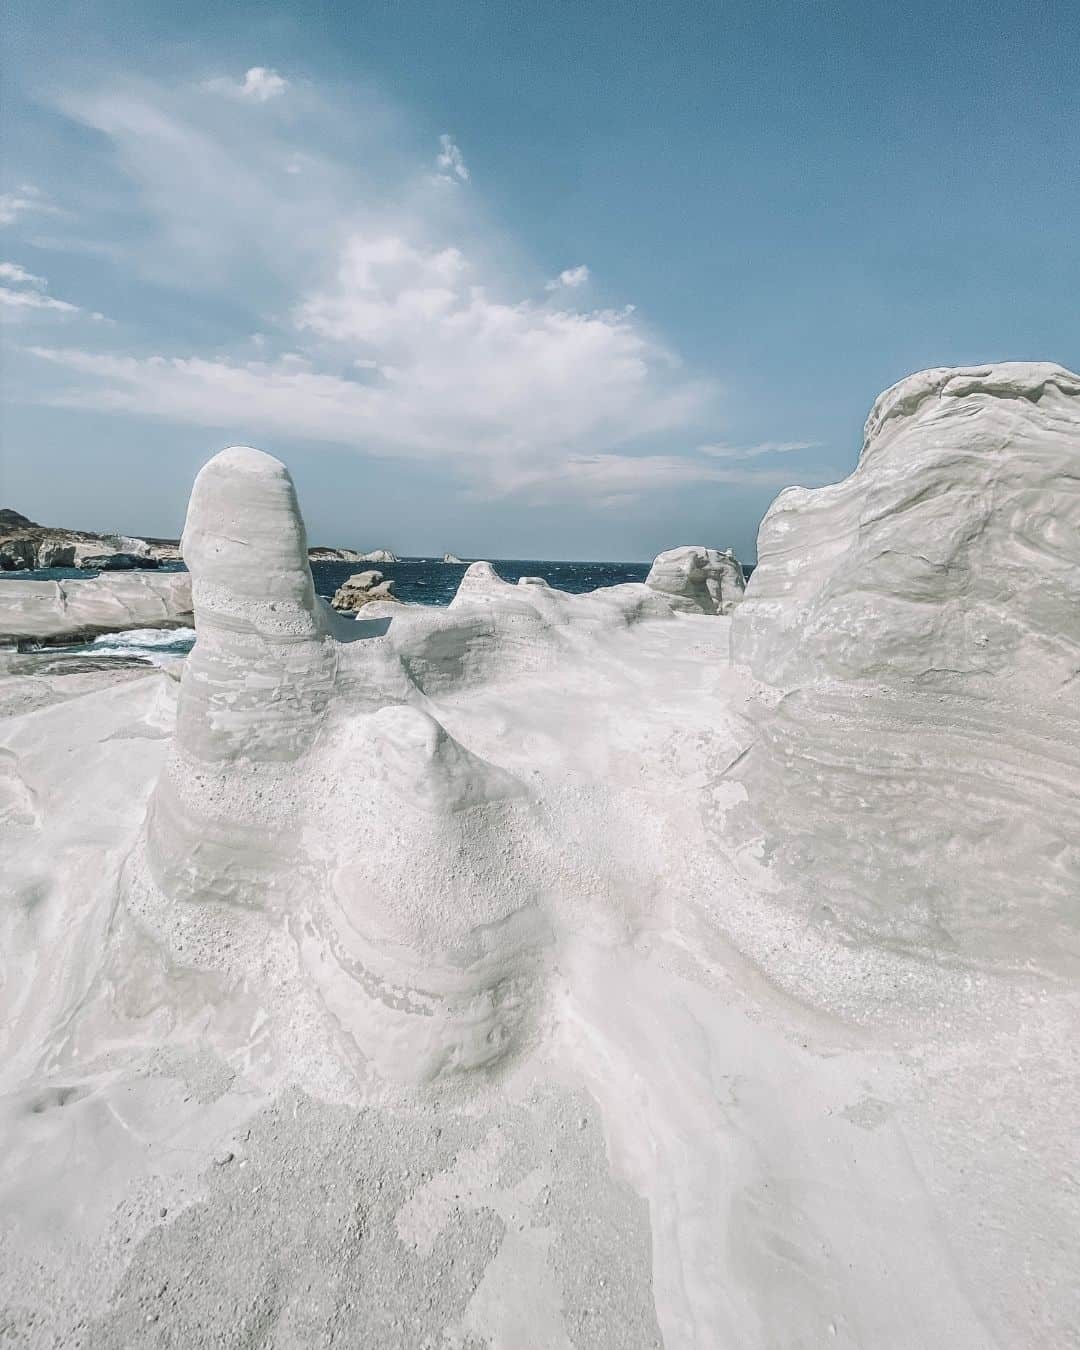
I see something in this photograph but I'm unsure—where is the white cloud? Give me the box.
[28,246,711,488]
[435,133,469,184]
[546,265,590,291]
[699,438,820,459]
[0,261,45,286]
[207,66,289,103]
[0,185,61,227]
[0,260,108,321]
[23,73,732,504]
[0,287,79,314]
[470,451,804,504]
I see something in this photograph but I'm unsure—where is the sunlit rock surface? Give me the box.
[330,569,401,610]
[1,385,1078,1348]
[0,571,192,642]
[732,361,1080,694]
[729,362,1080,974]
[645,545,745,614]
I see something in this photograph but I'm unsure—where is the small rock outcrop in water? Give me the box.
[308,546,364,562]
[442,553,465,564]
[78,552,161,571]
[330,570,401,611]
[645,545,746,615]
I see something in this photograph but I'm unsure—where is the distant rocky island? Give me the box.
[0,508,395,571]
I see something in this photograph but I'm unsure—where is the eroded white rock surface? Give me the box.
[1,392,1077,1349]
[0,570,193,642]
[732,361,1080,695]
[645,545,746,614]
[728,362,1080,975]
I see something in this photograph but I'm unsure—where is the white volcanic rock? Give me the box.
[731,361,1080,696]
[442,552,465,564]
[356,547,397,563]
[645,545,746,614]
[145,447,337,908]
[4,420,1079,1349]
[0,571,192,642]
[728,362,1080,972]
[142,452,566,1081]
[117,535,154,559]
[308,545,364,562]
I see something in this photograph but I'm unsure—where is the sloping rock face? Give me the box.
[144,451,603,1082]
[728,362,1080,972]
[731,362,1080,698]
[0,572,193,643]
[0,511,183,570]
[645,546,745,615]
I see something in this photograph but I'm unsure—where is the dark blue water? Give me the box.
[310,558,653,606]
[2,557,655,605]
[5,557,755,664]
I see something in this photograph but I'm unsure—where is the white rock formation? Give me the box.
[442,552,465,564]
[645,544,746,614]
[142,451,570,1082]
[308,545,365,562]
[145,447,337,908]
[729,361,1080,971]
[357,547,397,563]
[0,571,193,642]
[3,405,1078,1349]
[731,361,1080,696]
[117,534,155,559]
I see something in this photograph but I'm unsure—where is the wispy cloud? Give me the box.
[0,185,62,227]
[206,66,289,103]
[0,261,45,286]
[698,438,820,460]
[19,72,732,503]
[470,451,808,505]
[0,260,106,320]
[435,133,469,184]
[1,288,79,314]
[546,265,590,291]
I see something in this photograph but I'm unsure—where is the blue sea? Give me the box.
[309,557,654,606]
[4,557,655,602]
[7,556,717,663]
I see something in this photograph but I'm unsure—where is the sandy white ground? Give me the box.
[2,365,1078,1348]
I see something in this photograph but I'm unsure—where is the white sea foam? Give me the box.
[87,626,197,662]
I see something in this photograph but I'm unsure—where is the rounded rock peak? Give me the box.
[862,361,1080,457]
[182,445,314,613]
[202,445,291,476]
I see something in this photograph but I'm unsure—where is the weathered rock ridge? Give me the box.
[729,360,1080,973]
[731,360,1080,697]
[645,544,746,614]
[0,571,193,643]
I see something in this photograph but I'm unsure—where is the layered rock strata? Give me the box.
[645,545,746,614]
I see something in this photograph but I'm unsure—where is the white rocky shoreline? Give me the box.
[1,362,1078,1349]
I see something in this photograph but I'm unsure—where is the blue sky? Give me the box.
[2,0,1078,560]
